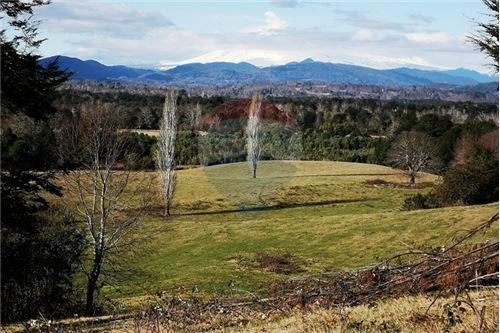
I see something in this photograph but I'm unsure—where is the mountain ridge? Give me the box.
[40,55,498,87]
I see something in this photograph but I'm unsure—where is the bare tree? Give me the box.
[246,94,262,179]
[454,130,499,165]
[138,107,155,129]
[57,102,153,315]
[156,90,179,216]
[188,102,202,131]
[387,131,439,184]
[468,0,499,72]
[453,134,477,166]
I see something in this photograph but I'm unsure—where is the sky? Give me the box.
[27,0,495,73]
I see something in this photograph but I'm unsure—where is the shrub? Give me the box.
[435,151,498,205]
[402,193,440,210]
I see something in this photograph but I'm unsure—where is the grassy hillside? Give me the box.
[74,161,497,305]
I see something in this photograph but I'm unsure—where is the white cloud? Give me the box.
[242,11,288,36]
[271,0,299,8]
[58,25,480,71]
[37,1,487,72]
[406,32,453,43]
[409,14,436,24]
[353,54,448,69]
[353,29,396,42]
[334,9,406,31]
[37,0,172,38]
[63,26,215,66]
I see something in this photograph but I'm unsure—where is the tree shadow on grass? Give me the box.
[177,198,371,216]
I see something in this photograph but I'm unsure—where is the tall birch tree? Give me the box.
[246,94,262,179]
[156,90,179,216]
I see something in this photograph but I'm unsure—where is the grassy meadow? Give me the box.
[60,160,498,306]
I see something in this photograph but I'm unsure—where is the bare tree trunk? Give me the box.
[85,249,102,315]
[246,94,262,179]
[156,90,178,216]
[410,172,416,185]
[189,102,202,131]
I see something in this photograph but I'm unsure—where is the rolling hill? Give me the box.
[57,160,497,305]
[39,56,154,80]
[40,55,498,86]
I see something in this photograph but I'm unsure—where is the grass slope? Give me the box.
[83,161,497,304]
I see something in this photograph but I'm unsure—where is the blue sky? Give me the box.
[31,0,494,73]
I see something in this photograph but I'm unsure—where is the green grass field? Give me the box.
[85,161,498,305]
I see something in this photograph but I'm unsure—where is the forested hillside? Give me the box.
[6,87,491,170]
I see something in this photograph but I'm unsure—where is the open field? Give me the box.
[64,160,498,306]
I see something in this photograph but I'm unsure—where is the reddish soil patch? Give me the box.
[200,99,297,128]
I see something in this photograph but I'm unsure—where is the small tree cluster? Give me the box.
[403,130,498,210]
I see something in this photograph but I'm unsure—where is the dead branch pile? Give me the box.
[273,213,498,309]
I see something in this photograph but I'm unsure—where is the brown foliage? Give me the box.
[453,129,499,165]
[200,99,297,128]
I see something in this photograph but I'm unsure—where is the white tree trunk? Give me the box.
[246,94,262,179]
[156,90,179,216]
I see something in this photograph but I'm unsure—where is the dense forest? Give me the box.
[5,87,496,171]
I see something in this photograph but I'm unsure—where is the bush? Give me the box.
[402,193,440,210]
[435,151,498,205]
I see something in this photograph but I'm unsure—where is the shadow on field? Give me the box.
[273,173,401,179]
[178,198,369,216]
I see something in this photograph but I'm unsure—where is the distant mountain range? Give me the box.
[40,55,498,87]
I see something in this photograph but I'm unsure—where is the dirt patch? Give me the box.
[364,178,434,189]
[237,252,305,275]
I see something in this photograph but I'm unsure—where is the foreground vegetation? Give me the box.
[5,289,496,332]
[220,289,499,333]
